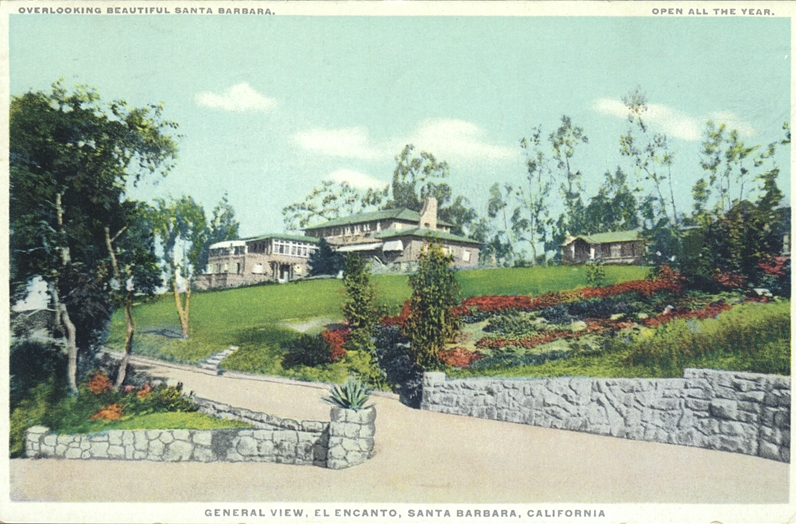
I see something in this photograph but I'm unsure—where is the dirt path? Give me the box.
[10,358,789,503]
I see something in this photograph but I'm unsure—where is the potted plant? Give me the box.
[325,377,377,469]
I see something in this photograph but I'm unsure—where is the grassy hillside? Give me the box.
[107,265,649,365]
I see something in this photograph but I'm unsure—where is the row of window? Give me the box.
[211,240,318,258]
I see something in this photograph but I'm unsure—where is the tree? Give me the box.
[153,196,207,339]
[583,167,640,234]
[198,193,240,273]
[404,243,461,369]
[282,180,387,230]
[550,115,589,235]
[308,238,344,276]
[516,127,555,264]
[283,145,480,237]
[388,145,479,236]
[104,201,161,389]
[482,183,515,265]
[10,81,177,394]
[620,87,678,226]
[341,254,383,386]
[697,120,777,216]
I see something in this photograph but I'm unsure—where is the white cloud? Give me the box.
[709,111,756,137]
[293,127,383,160]
[594,98,756,141]
[294,119,516,165]
[404,118,517,162]
[326,169,388,189]
[195,83,278,112]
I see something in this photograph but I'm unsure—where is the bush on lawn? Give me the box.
[483,310,542,336]
[282,333,334,368]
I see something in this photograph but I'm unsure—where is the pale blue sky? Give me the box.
[10,15,791,237]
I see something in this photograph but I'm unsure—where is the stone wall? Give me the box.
[25,401,376,469]
[421,369,790,462]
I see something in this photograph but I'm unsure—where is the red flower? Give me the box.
[439,347,484,368]
[644,301,732,327]
[321,327,350,362]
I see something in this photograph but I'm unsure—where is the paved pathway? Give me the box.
[10,357,789,503]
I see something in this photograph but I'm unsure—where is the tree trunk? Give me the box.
[172,274,190,339]
[114,291,135,389]
[51,284,79,394]
[105,227,135,390]
[55,192,79,394]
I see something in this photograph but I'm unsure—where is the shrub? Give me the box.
[625,301,791,372]
[537,305,574,325]
[10,340,67,409]
[321,327,350,362]
[484,310,541,336]
[282,333,334,368]
[586,262,607,288]
[405,243,461,369]
[325,377,374,411]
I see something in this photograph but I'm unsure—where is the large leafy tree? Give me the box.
[10,81,178,393]
[583,167,640,234]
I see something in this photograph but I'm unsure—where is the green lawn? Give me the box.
[108,266,650,365]
[75,411,251,434]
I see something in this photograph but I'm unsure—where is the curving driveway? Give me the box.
[10,356,789,504]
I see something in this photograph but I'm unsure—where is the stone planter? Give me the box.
[326,406,376,470]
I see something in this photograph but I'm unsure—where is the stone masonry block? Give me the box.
[163,440,194,461]
[710,399,738,420]
[192,431,213,447]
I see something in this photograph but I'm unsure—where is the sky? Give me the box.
[9,14,791,238]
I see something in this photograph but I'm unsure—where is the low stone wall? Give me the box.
[421,368,790,462]
[25,401,376,469]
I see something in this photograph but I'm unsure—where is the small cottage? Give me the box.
[562,230,645,265]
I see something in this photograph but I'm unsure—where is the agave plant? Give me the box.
[325,377,374,411]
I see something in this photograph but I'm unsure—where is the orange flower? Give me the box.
[90,403,123,421]
[136,383,153,399]
[87,371,112,395]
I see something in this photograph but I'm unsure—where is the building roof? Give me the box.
[243,233,320,244]
[304,207,454,229]
[564,230,642,246]
[375,227,482,246]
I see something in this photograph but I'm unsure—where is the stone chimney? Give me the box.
[419,197,438,231]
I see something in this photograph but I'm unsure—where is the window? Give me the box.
[234,246,246,255]
[236,263,242,274]
[291,244,297,255]
[610,244,621,258]
[463,250,471,262]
